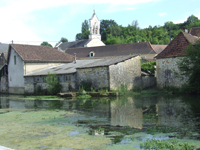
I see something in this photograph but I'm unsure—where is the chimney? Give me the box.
[183,28,188,33]
[74,53,76,63]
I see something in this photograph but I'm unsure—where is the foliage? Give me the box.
[79,81,93,91]
[81,20,89,33]
[36,85,45,95]
[100,19,118,34]
[140,139,195,150]
[75,20,90,40]
[40,41,53,47]
[55,37,68,47]
[177,39,200,93]
[45,72,62,95]
[141,61,156,74]
[185,14,199,24]
[118,84,129,95]
[77,86,91,98]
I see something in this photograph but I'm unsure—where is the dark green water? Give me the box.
[0,94,200,148]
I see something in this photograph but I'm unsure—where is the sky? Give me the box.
[0,0,200,47]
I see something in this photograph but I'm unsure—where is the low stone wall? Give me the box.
[76,67,109,90]
[141,76,156,89]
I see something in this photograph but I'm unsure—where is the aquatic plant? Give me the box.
[140,139,196,150]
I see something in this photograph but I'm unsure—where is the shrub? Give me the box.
[79,81,93,91]
[141,61,156,75]
[45,72,62,95]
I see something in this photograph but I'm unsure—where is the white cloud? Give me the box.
[158,12,167,17]
[0,0,160,45]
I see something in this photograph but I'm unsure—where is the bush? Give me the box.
[79,81,93,91]
[141,61,156,75]
[45,72,62,95]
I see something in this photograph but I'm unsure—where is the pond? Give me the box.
[0,94,200,150]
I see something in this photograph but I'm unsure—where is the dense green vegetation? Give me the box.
[45,72,62,95]
[75,15,200,45]
[177,39,200,94]
[40,41,53,47]
[141,61,156,75]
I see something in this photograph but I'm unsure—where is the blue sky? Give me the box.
[0,0,200,46]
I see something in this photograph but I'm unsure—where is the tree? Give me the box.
[177,39,200,93]
[40,41,52,47]
[81,20,89,33]
[45,72,62,95]
[55,37,68,47]
[185,15,199,24]
[75,33,83,41]
[100,19,118,34]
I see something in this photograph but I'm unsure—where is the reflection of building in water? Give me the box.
[111,97,143,129]
[25,100,35,108]
[0,97,9,108]
[157,97,194,128]
[9,100,25,109]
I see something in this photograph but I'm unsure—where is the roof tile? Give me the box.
[10,44,74,62]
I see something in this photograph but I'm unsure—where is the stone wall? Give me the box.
[24,73,76,94]
[109,56,141,90]
[156,57,188,89]
[141,76,156,89]
[76,67,109,90]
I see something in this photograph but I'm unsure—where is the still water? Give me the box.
[0,94,200,149]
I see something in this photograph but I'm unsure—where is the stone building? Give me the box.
[24,59,97,94]
[0,43,9,93]
[76,55,141,90]
[155,31,199,89]
[24,55,141,94]
[7,44,74,94]
[57,11,105,51]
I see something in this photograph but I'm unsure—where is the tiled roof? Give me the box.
[155,32,199,59]
[77,55,138,69]
[58,39,90,50]
[151,44,167,54]
[66,42,156,58]
[25,59,100,76]
[189,27,200,37]
[10,44,74,62]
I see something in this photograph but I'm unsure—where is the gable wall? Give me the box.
[25,62,63,75]
[8,47,24,94]
[109,56,141,90]
[156,57,188,89]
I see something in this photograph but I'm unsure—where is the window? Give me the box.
[89,51,95,57]
[14,56,16,65]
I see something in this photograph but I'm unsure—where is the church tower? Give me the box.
[89,10,101,40]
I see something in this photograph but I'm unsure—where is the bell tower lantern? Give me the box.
[89,10,101,40]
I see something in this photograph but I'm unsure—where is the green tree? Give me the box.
[45,73,62,95]
[185,15,199,24]
[177,39,200,93]
[40,41,52,47]
[100,19,118,34]
[55,37,68,47]
[81,20,89,33]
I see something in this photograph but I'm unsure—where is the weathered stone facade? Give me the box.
[109,56,141,90]
[156,57,188,89]
[141,76,156,89]
[24,73,76,94]
[76,67,109,90]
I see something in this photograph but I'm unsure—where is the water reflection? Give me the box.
[0,94,199,134]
